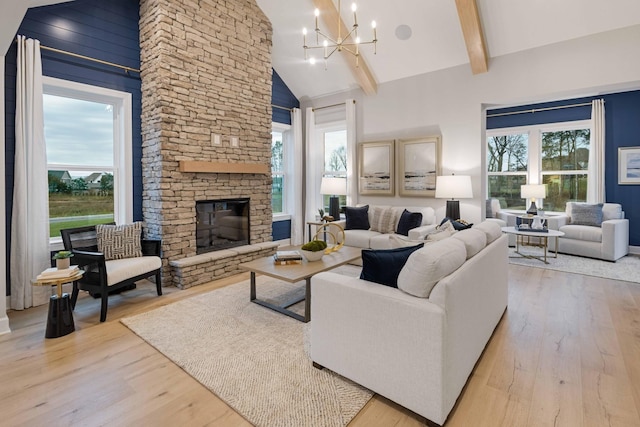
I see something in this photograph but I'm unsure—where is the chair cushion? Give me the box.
[559,225,603,243]
[345,205,370,230]
[396,209,423,236]
[369,206,397,234]
[570,203,603,227]
[360,244,424,288]
[602,203,623,221]
[397,238,467,298]
[105,256,161,286]
[96,222,143,261]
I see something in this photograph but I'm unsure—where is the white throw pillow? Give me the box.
[472,221,502,244]
[389,234,431,249]
[370,206,397,234]
[452,228,487,259]
[397,238,467,298]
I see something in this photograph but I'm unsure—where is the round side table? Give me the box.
[33,271,83,339]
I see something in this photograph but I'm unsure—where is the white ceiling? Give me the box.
[3,0,639,102]
[256,0,640,101]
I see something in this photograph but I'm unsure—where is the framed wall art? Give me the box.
[358,140,394,196]
[397,136,441,197]
[618,146,640,184]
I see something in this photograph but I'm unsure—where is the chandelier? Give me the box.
[303,0,377,68]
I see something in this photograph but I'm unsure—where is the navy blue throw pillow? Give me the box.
[345,205,370,230]
[360,244,424,288]
[396,209,423,236]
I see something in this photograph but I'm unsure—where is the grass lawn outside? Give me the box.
[49,193,114,238]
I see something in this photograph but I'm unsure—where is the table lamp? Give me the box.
[520,184,546,215]
[435,175,473,220]
[320,177,347,221]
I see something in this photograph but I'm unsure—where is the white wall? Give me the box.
[302,25,640,225]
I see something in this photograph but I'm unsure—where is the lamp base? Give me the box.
[328,196,340,221]
[445,200,460,221]
[526,201,538,216]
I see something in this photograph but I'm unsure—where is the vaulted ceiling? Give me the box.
[256,0,640,101]
[2,0,640,103]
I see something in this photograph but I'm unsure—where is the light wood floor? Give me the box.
[2,264,640,426]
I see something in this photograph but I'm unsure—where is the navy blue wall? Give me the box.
[270,69,299,240]
[487,90,640,247]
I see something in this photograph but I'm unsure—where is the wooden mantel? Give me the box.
[178,161,269,174]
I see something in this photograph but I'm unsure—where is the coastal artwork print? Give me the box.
[358,141,394,195]
[398,136,441,197]
[618,146,640,184]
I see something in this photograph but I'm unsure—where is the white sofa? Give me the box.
[332,205,438,250]
[311,221,509,425]
[547,202,629,261]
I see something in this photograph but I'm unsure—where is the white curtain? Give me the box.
[285,108,304,245]
[587,99,605,203]
[11,36,50,310]
[304,107,320,224]
[345,99,357,206]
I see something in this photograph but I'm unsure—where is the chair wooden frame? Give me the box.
[60,225,162,322]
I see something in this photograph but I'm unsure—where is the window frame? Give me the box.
[43,77,133,246]
[272,122,291,220]
[487,119,591,211]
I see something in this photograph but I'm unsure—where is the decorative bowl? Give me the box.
[300,249,324,262]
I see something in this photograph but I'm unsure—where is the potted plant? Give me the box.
[52,250,74,270]
[300,240,328,262]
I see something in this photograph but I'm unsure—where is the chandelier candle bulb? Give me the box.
[352,3,357,26]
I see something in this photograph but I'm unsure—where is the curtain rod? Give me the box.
[271,104,293,112]
[39,44,141,74]
[312,99,356,112]
[486,101,599,118]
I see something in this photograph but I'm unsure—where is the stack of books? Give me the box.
[37,265,80,281]
[273,250,303,265]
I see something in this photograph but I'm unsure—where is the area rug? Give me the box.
[121,265,370,427]
[508,248,640,284]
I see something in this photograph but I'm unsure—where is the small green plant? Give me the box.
[52,250,74,260]
[301,240,328,252]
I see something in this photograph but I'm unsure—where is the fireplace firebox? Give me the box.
[196,198,250,254]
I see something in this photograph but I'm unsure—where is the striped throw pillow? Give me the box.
[96,222,143,261]
[370,207,397,234]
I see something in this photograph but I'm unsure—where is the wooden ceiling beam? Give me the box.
[312,0,378,95]
[455,0,488,74]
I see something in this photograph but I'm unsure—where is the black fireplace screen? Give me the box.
[196,198,250,254]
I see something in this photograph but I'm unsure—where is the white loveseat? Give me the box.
[547,202,629,261]
[332,205,438,250]
[310,221,508,425]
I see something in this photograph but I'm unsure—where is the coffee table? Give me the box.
[502,226,565,264]
[239,246,362,322]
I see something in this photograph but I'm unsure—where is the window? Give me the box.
[43,77,133,241]
[271,125,286,214]
[320,124,347,211]
[487,121,590,211]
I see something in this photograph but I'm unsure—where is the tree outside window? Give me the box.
[323,129,347,211]
[487,133,528,209]
[271,131,284,214]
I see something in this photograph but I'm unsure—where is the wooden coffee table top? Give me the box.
[239,245,362,283]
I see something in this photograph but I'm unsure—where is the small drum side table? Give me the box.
[33,271,83,338]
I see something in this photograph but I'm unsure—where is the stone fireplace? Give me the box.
[139,0,276,287]
[196,198,250,254]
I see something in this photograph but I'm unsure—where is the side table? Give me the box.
[33,271,83,338]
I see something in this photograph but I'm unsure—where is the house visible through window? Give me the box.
[43,77,133,241]
[487,120,590,211]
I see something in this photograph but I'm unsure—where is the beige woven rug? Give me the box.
[121,265,371,427]
[509,248,640,283]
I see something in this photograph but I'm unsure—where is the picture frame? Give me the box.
[618,146,640,184]
[358,140,394,196]
[397,136,441,197]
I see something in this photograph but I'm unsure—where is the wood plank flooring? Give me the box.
[1,264,639,426]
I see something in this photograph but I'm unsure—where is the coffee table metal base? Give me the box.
[250,272,310,323]
[512,234,559,264]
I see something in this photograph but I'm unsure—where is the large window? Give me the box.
[271,125,286,214]
[43,77,133,240]
[320,125,347,211]
[487,121,590,211]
